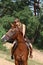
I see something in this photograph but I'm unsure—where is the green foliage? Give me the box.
[0,24,7,51]
[0,15,15,31]
[0,0,43,49]
[0,25,6,38]
[40,31,43,37]
[26,16,40,39]
[14,6,32,20]
[0,0,30,16]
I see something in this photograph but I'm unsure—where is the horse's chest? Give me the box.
[15,43,27,54]
[14,43,28,60]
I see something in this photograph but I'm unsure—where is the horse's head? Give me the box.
[1,24,18,42]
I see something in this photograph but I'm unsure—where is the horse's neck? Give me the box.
[17,33,27,50]
[17,33,25,44]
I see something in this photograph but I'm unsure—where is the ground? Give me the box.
[32,49,43,63]
[0,58,14,65]
[0,42,43,65]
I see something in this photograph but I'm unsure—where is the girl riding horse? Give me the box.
[11,18,33,59]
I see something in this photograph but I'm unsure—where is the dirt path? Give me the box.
[0,43,43,65]
[0,49,43,65]
[0,58,14,65]
[32,49,43,63]
[3,43,43,63]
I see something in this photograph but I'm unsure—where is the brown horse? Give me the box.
[1,24,29,65]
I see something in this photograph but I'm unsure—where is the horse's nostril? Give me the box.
[1,38,7,42]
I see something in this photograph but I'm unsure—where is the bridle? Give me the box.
[5,28,17,39]
[6,34,11,38]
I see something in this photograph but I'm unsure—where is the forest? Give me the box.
[0,0,43,50]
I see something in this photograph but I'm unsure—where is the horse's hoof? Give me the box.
[11,56,14,59]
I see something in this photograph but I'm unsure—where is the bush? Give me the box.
[26,16,39,39]
[1,15,15,31]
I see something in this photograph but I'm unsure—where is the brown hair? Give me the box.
[14,18,20,23]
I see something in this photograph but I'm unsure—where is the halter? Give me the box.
[6,34,11,38]
[5,28,17,39]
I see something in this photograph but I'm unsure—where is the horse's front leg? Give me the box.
[15,60,19,65]
[23,61,27,65]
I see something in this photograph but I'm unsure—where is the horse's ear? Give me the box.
[10,23,14,27]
